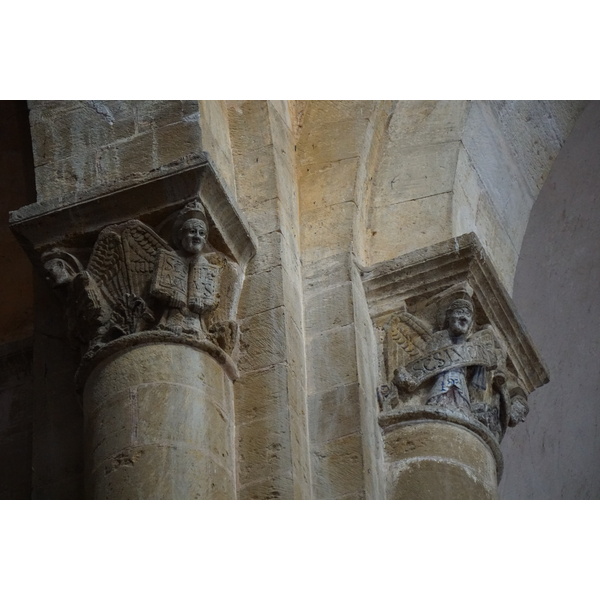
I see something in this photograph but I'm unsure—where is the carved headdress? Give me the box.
[41,248,84,287]
[41,248,84,274]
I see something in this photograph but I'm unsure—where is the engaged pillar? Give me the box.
[83,342,235,499]
[361,234,548,500]
[10,165,256,499]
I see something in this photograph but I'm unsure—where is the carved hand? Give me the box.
[393,367,418,392]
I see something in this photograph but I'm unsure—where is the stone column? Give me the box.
[83,342,235,499]
[361,234,548,500]
[10,165,256,499]
[379,410,502,499]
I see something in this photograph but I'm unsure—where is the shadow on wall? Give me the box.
[500,101,600,500]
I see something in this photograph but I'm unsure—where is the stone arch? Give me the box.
[357,101,587,293]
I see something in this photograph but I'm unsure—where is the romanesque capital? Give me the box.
[43,199,243,377]
[360,233,548,492]
[10,163,257,383]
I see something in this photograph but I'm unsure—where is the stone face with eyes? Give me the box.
[179,218,208,255]
[43,257,76,287]
[447,308,472,338]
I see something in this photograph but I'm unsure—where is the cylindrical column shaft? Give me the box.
[383,418,499,499]
[83,343,235,499]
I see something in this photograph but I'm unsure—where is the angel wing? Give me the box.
[120,220,171,299]
[86,220,172,333]
[383,309,432,380]
[86,225,129,307]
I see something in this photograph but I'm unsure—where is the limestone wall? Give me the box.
[0,100,596,499]
[28,100,203,206]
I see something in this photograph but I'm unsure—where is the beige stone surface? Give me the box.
[360,100,586,290]
[384,421,498,500]
[238,473,294,500]
[387,100,468,146]
[312,432,365,499]
[227,100,311,499]
[5,99,589,501]
[238,266,285,318]
[91,446,234,500]
[236,414,292,487]
[238,306,287,374]
[368,193,453,264]
[84,343,234,499]
[307,325,358,395]
[30,101,204,205]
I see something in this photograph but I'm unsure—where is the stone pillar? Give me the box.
[361,234,548,500]
[380,410,502,500]
[83,342,235,499]
[10,164,256,499]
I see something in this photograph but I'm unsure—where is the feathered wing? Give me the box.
[86,221,173,336]
[384,309,432,380]
[120,221,172,299]
[86,225,130,309]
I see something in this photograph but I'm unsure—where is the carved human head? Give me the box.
[179,218,208,255]
[445,298,473,337]
[172,199,209,255]
[41,250,82,288]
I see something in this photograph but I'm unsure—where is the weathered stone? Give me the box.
[312,432,365,499]
[307,325,358,395]
[308,383,361,444]
[246,231,283,276]
[371,141,459,207]
[6,100,586,502]
[387,100,468,146]
[238,306,287,373]
[384,420,498,500]
[238,473,294,500]
[236,414,292,487]
[84,343,235,499]
[301,201,355,264]
[234,363,288,425]
[299,157,358,212]
[368,193,453,265]
[305,282,354,334]
[238,266,284,319]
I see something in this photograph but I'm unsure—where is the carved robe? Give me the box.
[424,330,487,414]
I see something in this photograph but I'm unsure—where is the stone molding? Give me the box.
[76,329,239,390]
[9,161,257,272]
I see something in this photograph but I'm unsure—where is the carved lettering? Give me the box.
[404,340,497,389]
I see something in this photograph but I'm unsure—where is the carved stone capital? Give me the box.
[10,164,256,382]
[360,233,548,493]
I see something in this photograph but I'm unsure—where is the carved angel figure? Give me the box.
[42,199,239,356]
[389,297,501,416]
[149,201,223,337]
